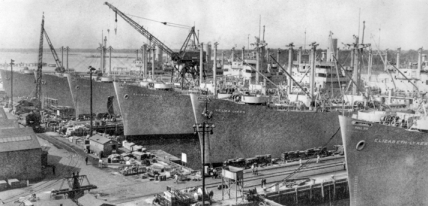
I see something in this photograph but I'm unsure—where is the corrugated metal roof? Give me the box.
[0,128,41,152]
[89,134,113,145]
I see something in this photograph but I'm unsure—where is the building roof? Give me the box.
[0,127,41,152]
[89,134,113,145]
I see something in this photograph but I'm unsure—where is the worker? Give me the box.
[174,174,179,184]
[261,179,264,188]
[316,155,320,163]
[254,164,258,176]
[209,190,214,200]
[251,163,255,175]
[85,156,89,165]
[193,192,199,201]
[52,166,56,175]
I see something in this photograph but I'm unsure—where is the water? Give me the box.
[0,51,144,73]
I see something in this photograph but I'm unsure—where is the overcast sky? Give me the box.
[0,0,427,50]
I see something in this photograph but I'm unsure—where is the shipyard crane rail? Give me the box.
[43,29,63,71]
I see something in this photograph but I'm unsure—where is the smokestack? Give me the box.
[287,45,293,95]
[213,43,218,96]
[368,49,373,81]
[395,48,401,70]
[221,51,224,67]
[384,49,388,71]
[423,54,427,62]
[331,39,338,62]
[242,47,245,61]
[142,44,148,78]
[417,48,423,78]
[200,43,204,85]
[276,49,280,65]
[298,47,302,64]
[256,47,260,84]
[151,46,155,79]
[205,44,212,70]
[322,52,326,62]
[231,47,235,62]
[157,45,163,70]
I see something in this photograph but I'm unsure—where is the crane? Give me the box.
[35,14,44,109]
[43,29,65,73]
[104,2,205,86]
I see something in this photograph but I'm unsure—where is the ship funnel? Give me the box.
[396,48,401,69]
[329,39,338,62]
[417,48,423,78]
[205,43,212,70]
[157,45,163,70]
[200,43,204,86]
[242,46,245,61]
[423,54,427,62]
[231,47,235,62]
[298,47,302,64]
[321,52,326,62]
[142,44,148,78]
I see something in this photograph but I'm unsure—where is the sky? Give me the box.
[0,0,427,50]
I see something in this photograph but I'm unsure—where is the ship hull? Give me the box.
[339,115,428,206]
[68,75,120,116]
[0,69,36,98]
[40,73,74,107]
[113,82,194,136]
[191,96,343,163]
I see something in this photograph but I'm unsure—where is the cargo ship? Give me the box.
[0,67,37,99]
[113,80,196,136]
[67,74,121,117]
[339,113,428,206]
[361,48,428,93]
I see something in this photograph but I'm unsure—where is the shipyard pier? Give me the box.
[3,1,428,205]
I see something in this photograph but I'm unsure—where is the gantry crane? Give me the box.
[104,2,205,86]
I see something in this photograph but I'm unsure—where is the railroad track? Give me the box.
[109,160,344,204]
[2,134,82,204]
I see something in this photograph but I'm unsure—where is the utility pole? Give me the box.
[9,59,14,108]
[66,47,70,72]
[88,66,96,137]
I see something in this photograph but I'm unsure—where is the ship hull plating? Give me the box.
[68,75,120,116]
[339,115,428,206]
[191,96,343,163]
[40,73,74,107]
[113,82,194,136]
[1,69,36,98]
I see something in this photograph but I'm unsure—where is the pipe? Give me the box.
[310,44,317,105]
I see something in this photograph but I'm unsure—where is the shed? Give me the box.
[89,134,118,158]
[0,127,42,181]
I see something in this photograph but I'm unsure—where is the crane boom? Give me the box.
[104,2,176,58]
[43,29,62,68]
[35,14,44,105]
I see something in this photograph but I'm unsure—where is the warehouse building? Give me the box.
[89,134,118,158]
[0,127,43,181]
